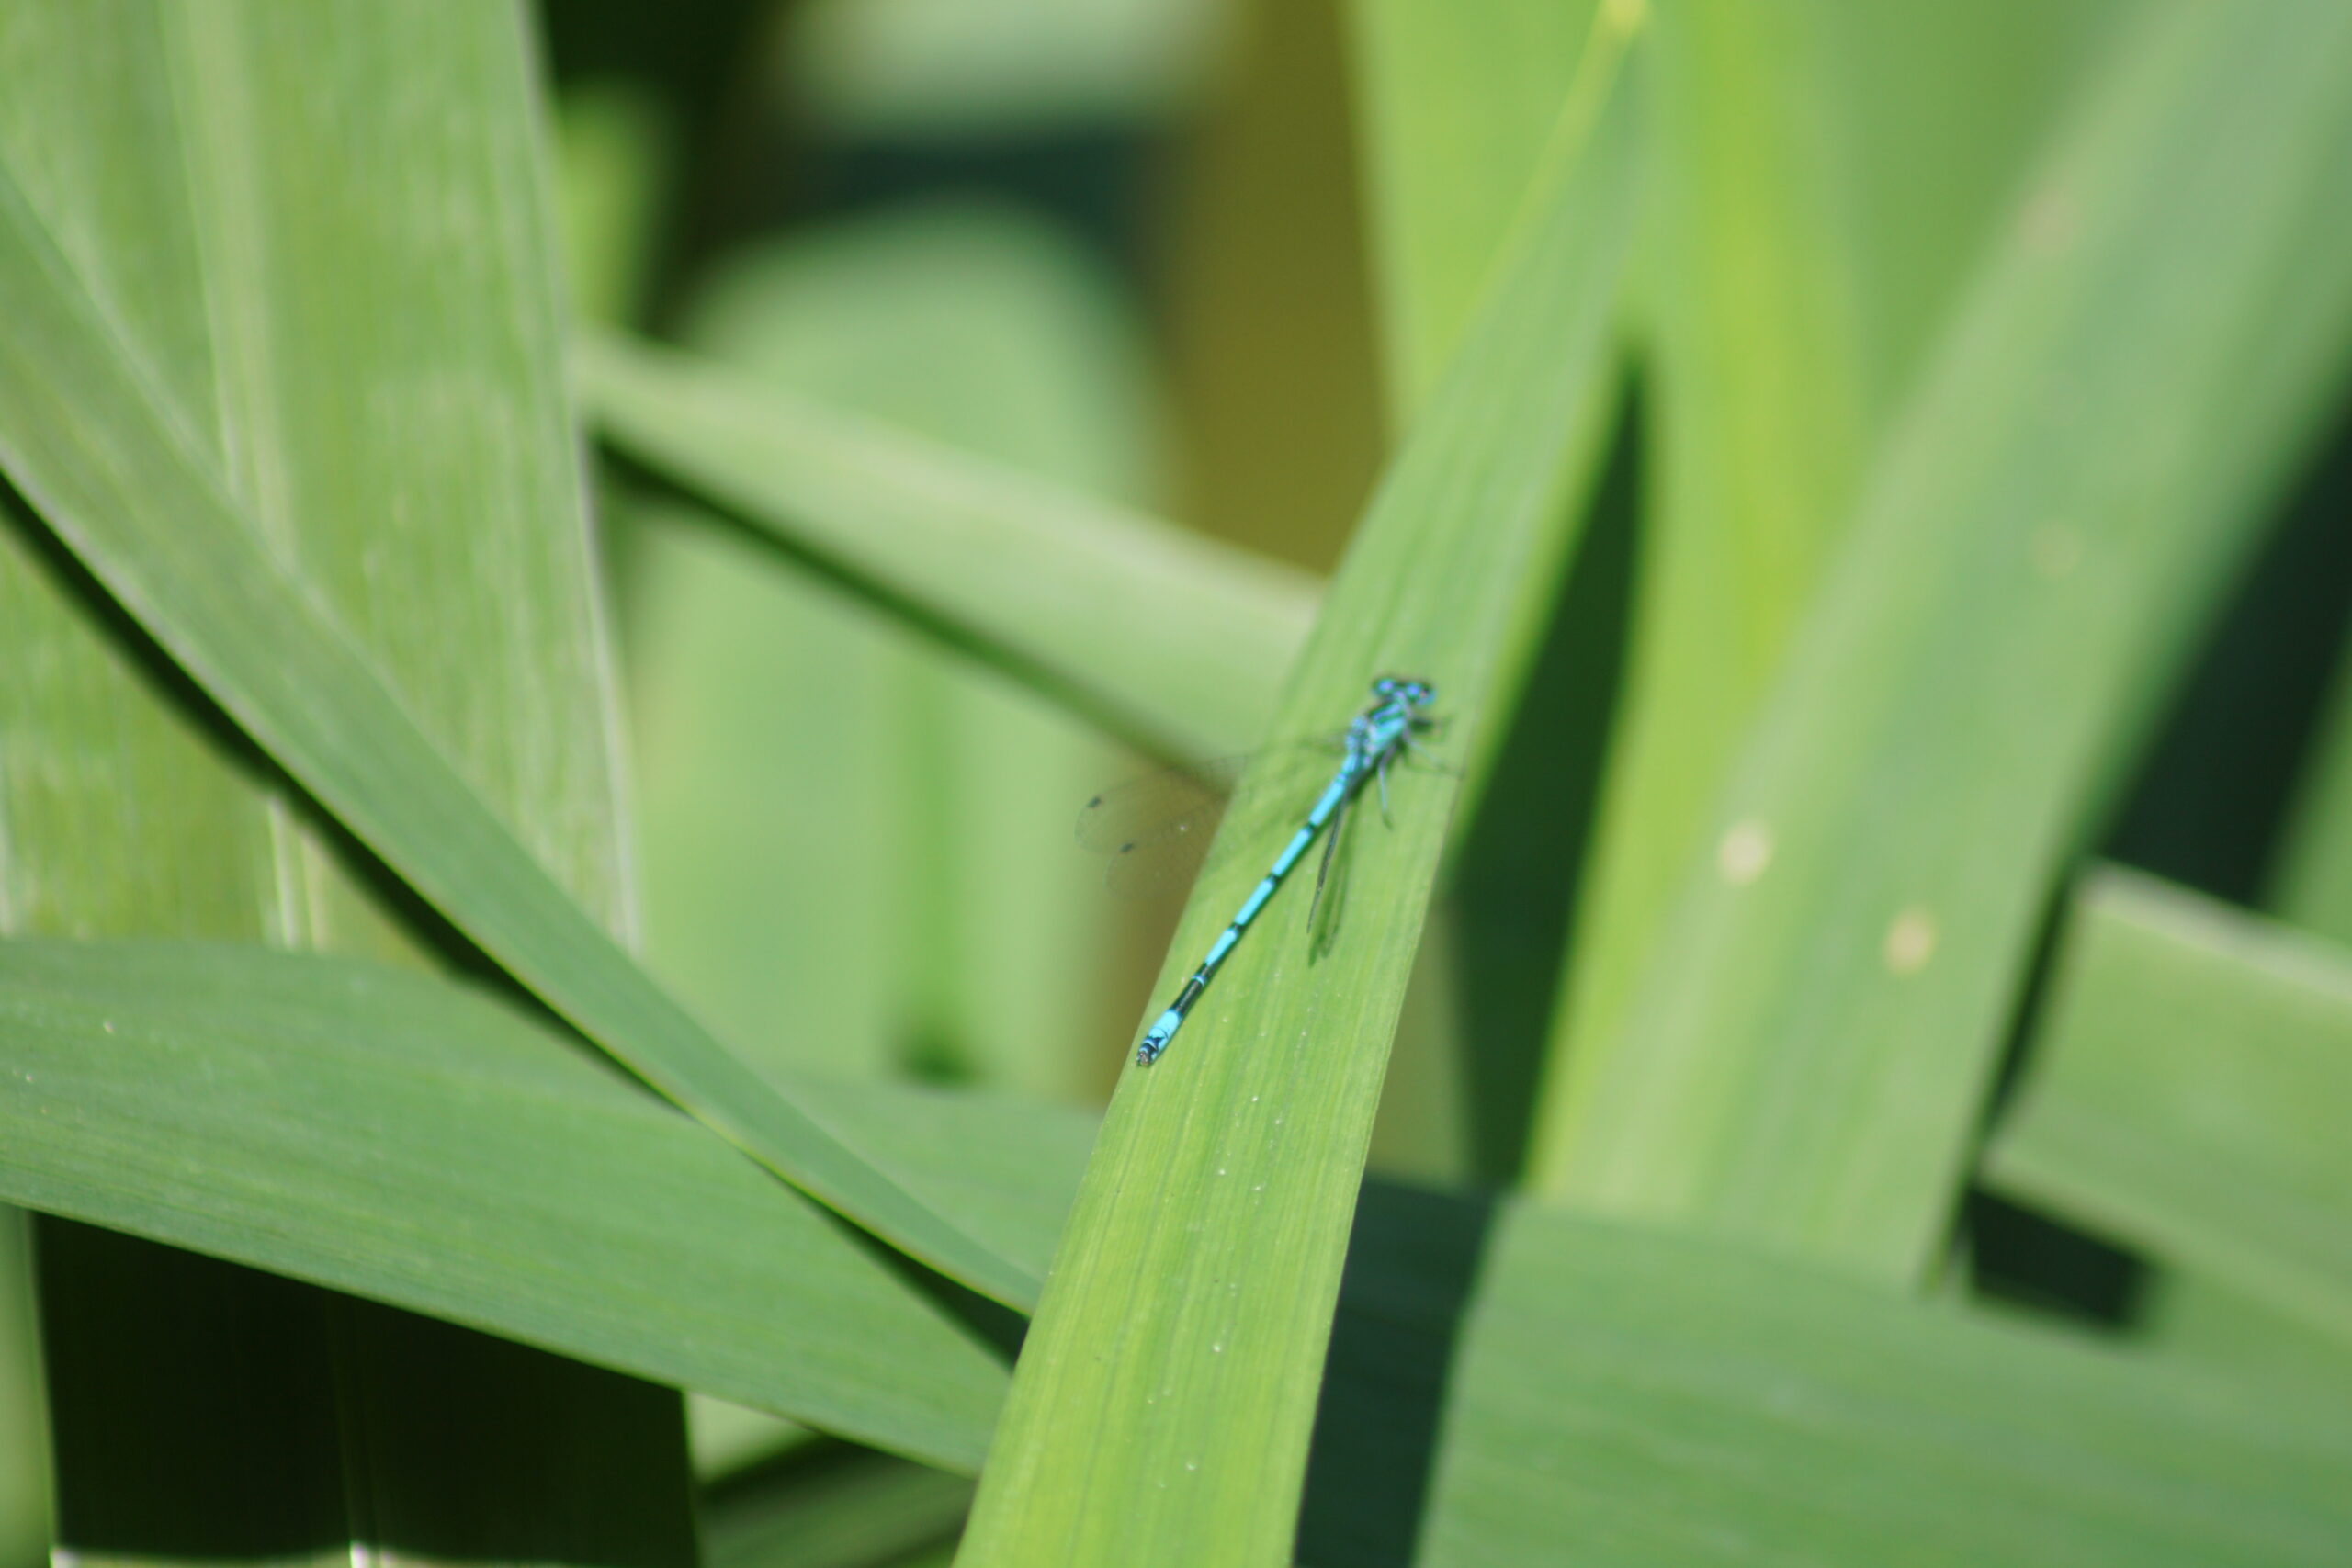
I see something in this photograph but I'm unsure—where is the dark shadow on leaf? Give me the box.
[36,1220,697,1567]
[2102,389,2352,902]
[1296,1179,1498,1568]
[1443,387,1642,1182]
[1963,1190,2147,1330]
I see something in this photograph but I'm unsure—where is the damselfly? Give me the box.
[1084,675,1441,1066]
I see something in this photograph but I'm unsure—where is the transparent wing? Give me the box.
[1076,756,1248,854]
[1077,742,1341,898]
[1076,757,1246,897]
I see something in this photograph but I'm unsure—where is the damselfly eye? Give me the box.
[1373,676,1398,696]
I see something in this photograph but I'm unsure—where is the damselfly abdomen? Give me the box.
[1101,675,1440,1066]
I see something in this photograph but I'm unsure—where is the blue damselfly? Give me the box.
[1081,675,1441,1066]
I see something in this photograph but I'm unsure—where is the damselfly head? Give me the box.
[1373,674,1437,707]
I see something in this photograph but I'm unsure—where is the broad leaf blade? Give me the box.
[6,935,2345,1563]
[952,11,1645,1562]
[1985,868,2352,1346]
[0,939,1014,1472]
[0,3,292,946]
[2132,1269,2352,1399]
[1389,1194,2352,1567]
[1347,0,1597,419]
[1532,0,2124,1199]
[0,152,1033,1309]
[585,328,1317,763]
[0,4,679,1560]
[1541,0,2352,1281]
[157,0,633,944]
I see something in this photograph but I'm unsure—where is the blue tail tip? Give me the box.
[1136,1008,1184,1066]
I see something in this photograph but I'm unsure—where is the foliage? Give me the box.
[0,2,2349,1566]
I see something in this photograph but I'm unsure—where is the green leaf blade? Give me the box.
[6,933,2342,1562]
[0,939,1012,1472]
[1986,868,2352,1346]
[1539,0,2352,1281]
[1411,1201,2352,1567]
[585,328,1317,764]
[0,6,682,1559]
[952,10,1645,1561]
[1347,0,1597,419]
[0,97,1033,1311]
[1531,0,2123,1206]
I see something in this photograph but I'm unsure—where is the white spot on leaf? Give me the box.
[1884,908,1939,975]
[1718,820,1773,886]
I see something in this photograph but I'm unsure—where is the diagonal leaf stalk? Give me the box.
[951,4,1648,1562]
[583,329,1319,764]
[0,155,1036,1312]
